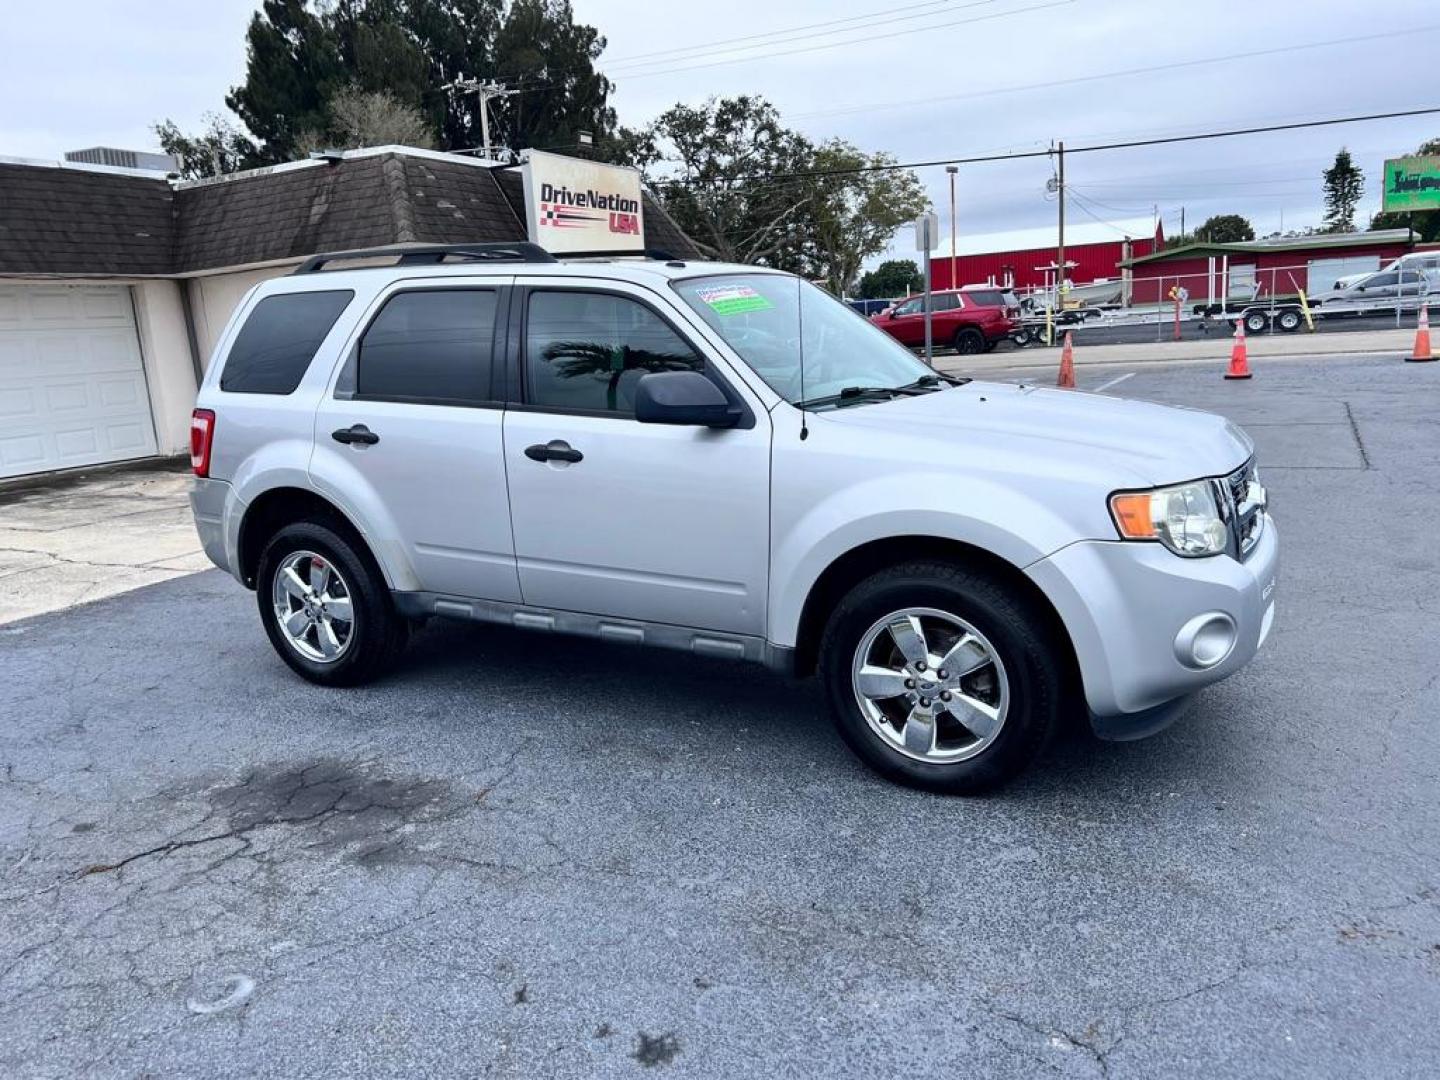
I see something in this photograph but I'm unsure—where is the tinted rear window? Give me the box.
[220,291,353,395]
[357,289,499,404]
[964,290,1005,307]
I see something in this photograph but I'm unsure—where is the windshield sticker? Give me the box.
[695,284,773,316]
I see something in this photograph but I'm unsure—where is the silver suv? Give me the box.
[189,243,1278,794]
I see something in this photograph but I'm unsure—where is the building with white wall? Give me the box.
[0,146,698,480]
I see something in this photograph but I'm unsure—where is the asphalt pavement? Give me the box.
[1,354,1437,1078]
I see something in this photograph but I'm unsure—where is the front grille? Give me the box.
[1224,460,1265,557]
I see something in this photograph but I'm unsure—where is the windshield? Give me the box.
[673,274,933,406]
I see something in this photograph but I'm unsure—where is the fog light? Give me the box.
[1174,613,1237,669]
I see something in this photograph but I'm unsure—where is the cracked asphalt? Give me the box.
[1,353,1437,1078]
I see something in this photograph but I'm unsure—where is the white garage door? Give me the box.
[0,285,158,479]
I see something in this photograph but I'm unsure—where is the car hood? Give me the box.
[820,380,1253,487]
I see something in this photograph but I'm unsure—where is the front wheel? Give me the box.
[1277,308,1302,332]
[819,562,1063,794]
[1244,311,1268,334]
[256,520,408,686]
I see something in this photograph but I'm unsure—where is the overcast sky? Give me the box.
[3,0,1436,262]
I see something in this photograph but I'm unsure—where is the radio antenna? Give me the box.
[796,275,809,441]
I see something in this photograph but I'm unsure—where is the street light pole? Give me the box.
[946,164,958,290]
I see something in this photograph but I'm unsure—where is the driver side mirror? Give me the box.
[635,371,739,428]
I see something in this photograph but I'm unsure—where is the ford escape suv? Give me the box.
[190,243,1278,794]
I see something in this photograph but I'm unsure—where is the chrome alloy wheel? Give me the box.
[850,608,1010,763]
[271,550,355,663]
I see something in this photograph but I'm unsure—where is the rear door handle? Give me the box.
[332,424,380,446]
[524,440,583,464]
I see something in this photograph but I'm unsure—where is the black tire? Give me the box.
[954,327,986,355]
[255,519,408,687]
[1277,309,1301,332]
[1244,311,1268,334]
[818,560,1063,795]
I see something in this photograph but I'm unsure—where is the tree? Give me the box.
[154,114,257,179]
[640,96,928,288]
[1368,136,1440,243]
[800,143,929,296]
[156,0,613,169]
[642,96,814,265]
[1322,147,1365,233]
[859,260,923,299]
[326,87,437,149]
[1196,214,1254,243]
[489,0,615,157]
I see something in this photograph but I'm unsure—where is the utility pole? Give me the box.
[1056,140,1066,318]
[443,78,521,161]
[946,164,958,290]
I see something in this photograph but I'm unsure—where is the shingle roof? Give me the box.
[0,150,702,276]
[0,163,173,275]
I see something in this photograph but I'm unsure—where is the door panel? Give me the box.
[502,281,770,634]
[312,398,519,600]
[502,410,769,633]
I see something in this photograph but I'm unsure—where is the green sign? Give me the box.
[1382,155,1440,212]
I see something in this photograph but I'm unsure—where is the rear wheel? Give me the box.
[819,561,1063,794]
[954,327,986,355]
[256,520,407,686]
[1244,310,1268,334]
[1277,308,1302,332]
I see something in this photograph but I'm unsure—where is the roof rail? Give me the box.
[292,242,557,274]
[559,247,681,262]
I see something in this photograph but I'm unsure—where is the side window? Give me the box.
[220,290,353,395]
[525,291,704,414]
[932,294,960,312]
[356,289,498,404]
[892,298,922,316]
[1367,273,1397,288]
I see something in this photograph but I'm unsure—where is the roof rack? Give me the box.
[292,242,557,274]
[559,248,681,262]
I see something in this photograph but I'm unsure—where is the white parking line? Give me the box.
[1092,371,1136,393]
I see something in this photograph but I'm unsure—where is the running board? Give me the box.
[392,591,794,672]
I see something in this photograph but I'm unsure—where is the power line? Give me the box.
[600,0,969,69]
[787,25,1440,122]
[510,0,1070,91]
[677,106,1440,185]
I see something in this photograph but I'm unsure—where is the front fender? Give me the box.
[767,471,1082,648]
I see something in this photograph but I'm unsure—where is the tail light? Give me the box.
[190,408,216,477]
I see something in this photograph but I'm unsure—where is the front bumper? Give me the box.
[1027,514,1278,728]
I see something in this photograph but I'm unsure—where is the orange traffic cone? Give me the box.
[1408,303,1435,363]
[1224,319,1252,380]
[1057,331,1076,388]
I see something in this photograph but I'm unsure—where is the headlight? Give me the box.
[1110,481,1228,557]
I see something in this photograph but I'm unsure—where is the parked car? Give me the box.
[1379,250,1440,277]
[868,288,1014,354]
[1312,267,1435,310]
[190,243,1277,794]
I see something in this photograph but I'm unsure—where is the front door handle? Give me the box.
[524,440,583,464]
[332,424,380,446]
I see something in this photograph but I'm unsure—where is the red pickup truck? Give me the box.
[869,288,1015,354]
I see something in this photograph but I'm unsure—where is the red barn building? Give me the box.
[928,217,1162,293]
[1120,229,1420,306]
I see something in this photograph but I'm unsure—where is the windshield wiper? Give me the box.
[901,373,971,391]
[795,385,928,410]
